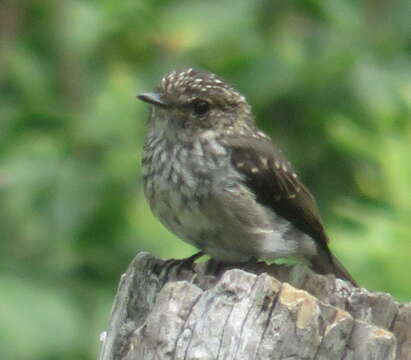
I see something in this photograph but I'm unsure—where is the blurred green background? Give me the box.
[1,0,410,359]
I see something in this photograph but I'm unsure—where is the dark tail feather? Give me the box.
[310,249,358,287]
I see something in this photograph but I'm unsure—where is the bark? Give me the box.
[99,252,411,360]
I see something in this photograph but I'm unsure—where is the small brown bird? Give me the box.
[138,68,357,286]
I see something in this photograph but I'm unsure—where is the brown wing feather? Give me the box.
[224,135,358,286]
[225,135,329,251]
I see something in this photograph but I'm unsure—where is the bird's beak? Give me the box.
[137,92,169,108]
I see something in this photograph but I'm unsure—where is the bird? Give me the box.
[137,68,357,286]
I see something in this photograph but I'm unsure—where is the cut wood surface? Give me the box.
[99,252,411,360]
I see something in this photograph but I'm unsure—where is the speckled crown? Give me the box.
[158,68,247,106]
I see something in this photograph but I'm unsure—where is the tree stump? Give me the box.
[99,252,411,360]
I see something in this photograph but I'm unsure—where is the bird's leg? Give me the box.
[152,251,205,279]
[178,251,205,269]
[161,251,205,275]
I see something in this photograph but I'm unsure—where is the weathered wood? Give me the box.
[99,252,411,360]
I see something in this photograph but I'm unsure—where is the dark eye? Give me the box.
[192,99,210,115]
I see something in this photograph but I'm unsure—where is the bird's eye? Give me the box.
[192,99,210,115]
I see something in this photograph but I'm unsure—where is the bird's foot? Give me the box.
[156,251,204,278]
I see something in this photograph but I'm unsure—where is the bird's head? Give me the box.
[138,68,254,141]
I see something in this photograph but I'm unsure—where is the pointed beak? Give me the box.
[137,92,169,108]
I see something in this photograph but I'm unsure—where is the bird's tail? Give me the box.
[310,248,358,287]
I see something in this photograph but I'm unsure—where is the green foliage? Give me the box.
[1,0,410,358]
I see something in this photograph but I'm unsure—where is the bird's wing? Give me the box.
[222,135,330,252]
